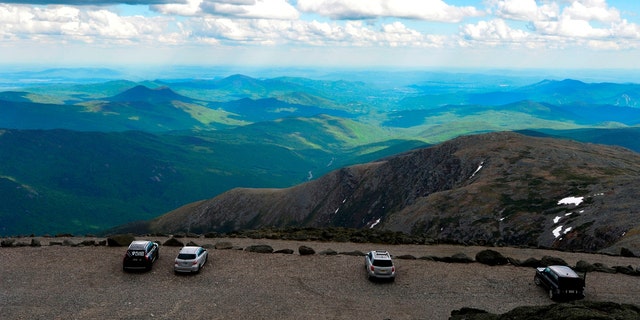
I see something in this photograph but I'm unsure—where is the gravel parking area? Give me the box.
[1,237,640,319]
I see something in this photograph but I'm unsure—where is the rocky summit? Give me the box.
[123,132,640,254]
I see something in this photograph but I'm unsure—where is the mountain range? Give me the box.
[3,70,640,246]
[116,132,640,253]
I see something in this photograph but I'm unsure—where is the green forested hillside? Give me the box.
[0,116,427,236]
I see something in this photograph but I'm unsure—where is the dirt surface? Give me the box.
[2,236,640,320]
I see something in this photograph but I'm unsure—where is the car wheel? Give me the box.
[549,289,555,300]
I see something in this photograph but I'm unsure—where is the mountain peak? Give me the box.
[109,85,190,103]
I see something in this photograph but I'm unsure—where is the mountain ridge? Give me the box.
[129,132,640,253]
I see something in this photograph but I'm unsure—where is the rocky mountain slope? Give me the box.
[122,132,640,253]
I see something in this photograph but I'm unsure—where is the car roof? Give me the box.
[548,265,580,278]
[179,246,203,254]
[370,250,392,260]
[128,240,151,250]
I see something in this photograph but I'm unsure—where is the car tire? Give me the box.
[534,275,541,286]
[549,289,555,300]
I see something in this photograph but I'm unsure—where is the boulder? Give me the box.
[274,249,294,254]
[1,239,16,247]
[339,250,366,256]
[574,260,594,273]
[475,249,508,266]
[214,241,233,250]
[620,247,636,257]
[163,237,184,247]
[30,239,41,247]
[298,245,316,255]
[593,262,617,274]
[520,257,543,268]
[450,301,640,320]
[106,234,135,247]
[186,241,199,247]
[319,249,338,256]
[436,253,473,263]
[396,254,417,260]
[540,255,567,266]
[245,245,274,253]
[80,240,96,246]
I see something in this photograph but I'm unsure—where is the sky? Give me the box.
[1,0,640,71]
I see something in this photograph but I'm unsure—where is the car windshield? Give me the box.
[178,253,196,260]
[373,260,393,267]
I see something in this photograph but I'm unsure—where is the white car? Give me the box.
[365,250,396,281]
[174,246,208,274]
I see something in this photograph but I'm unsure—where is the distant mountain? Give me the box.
[401,79,640,109]
[129,132,640,253]
[108,85,194,104]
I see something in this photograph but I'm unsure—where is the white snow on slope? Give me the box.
[558,196,583,206]
[469,161,484,179]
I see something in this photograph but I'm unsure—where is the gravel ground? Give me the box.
[1,237,640,320]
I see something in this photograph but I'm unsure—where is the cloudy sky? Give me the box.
[1,0,639,70]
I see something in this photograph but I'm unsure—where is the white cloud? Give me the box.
[297,0,484,22]
[200,0,299,19]
[461,19,529,45]
[0,4,175,44]
[490,0,559,21]
[152,0,203,16]
[563,0,620,23]
[1,0,640,68]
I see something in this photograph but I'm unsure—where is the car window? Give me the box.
[178,253,196,260]
[372,259,393,267]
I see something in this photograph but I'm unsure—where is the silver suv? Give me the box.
[365,250,396,281]
[174,246,208,274]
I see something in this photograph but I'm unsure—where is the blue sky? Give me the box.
[1,0,639,70]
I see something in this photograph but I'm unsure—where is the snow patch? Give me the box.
[370,218,381,229]
[553,226,563,238]
[469,161,484,179]
[558,196,583,206]
[553,225,573,238]
[553,216,562,224]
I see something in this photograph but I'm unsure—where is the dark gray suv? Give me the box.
[122,240,160,272]
[534,265,585,300]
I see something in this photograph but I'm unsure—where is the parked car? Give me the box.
[122,240,160,271]
[365,250,396,281]
[534,265,585,300]
[174,246,208,274]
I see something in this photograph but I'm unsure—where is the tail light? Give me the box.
[192,260,198,265]
[370,265,375,271]
[392,266,395,272]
